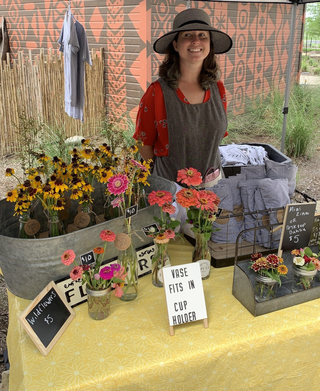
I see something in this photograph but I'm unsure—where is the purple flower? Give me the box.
[99,266,114,280]
[111,263,121,271]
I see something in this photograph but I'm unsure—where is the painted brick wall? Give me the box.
[0,0,304,122]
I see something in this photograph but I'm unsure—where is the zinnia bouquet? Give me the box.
[175,167,220,240]
[250,252,288,285]
[291,247,320,291]
[250,252,288,301]
[61,229,127,297]
[147,189,181,287]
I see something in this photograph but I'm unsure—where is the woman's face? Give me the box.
[173,30,211,64]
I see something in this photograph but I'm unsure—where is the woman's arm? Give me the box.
[139,145,155,163]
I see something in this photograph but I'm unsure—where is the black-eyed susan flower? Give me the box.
[82,181,94,193]
[70,188,83,200]
[52,199,65,211]
[6,189,18,202]
[50,178,68,193]
[81,148,93,160]
[5,168,15,177]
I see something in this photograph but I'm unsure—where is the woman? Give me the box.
[133,7,233,188]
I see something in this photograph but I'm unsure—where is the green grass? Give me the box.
[226,84,320,158]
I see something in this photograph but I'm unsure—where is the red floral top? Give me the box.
[133,80,228,157]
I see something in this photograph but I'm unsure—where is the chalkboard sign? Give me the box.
[19,281,75,356]
[125,204,138,219]
[80,250,95,266]
[278,202,317,254]
[309,214,320,246]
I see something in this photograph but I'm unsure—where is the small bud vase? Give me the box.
[118,223,138,301]
[80,204,96,228]
[254,274,279,302]
[103,195,122,221]
[292,265,317,292]
[48,215,63,237]
[152,241,171,287]
[192,232,211,280]
[86,287,111,320]
[18,211,31,239]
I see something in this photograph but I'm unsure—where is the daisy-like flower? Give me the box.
[154,233,170,244]
[251,253,263,261]
[165,229,175,239]
[107,174,129,195]
[130,159,147,171]
[81,138,90,146]
[162,204,176,215]
[177,167,202,187]
[99,167,113,184]
[293,256,305,267]
[82,181,94,193]
[6,189,18,202]
[52,199,65,211]
[81,148,93,160]
[5,168,15,177]
[70,188,83,200]
[61,249,76,266]
[278,264,288,275]
[50,178,68,193]
[176,188,198,208]
[195,190,216,211]
[312,258,320,270]
[291,249,301,256]
[266,254,280,268]
[70,265,83,281]
[100,266,114,280]
[148,190,173,207]
[100,229,116,242]
[111,196,124,208]
[93,247,104,254]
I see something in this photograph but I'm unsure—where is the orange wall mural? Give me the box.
[0,0,304,118]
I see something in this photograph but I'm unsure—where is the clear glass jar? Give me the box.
[80,204,96,228]
[118,223,138,301]
[192,232,211,280]
[292,265,318,292]
[254,274,279,302]
[86,287,111,320]
[18,211,31,239]
[103,195,122,221]
[48,215,62,237]
[152,241,171,288]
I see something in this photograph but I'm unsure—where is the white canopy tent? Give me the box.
[191,0,320,152]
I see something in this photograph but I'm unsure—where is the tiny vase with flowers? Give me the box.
[291,247,320,292]
[147,190,181,287]
[61,229,127,320]
[175,167,220,280]
[250,253,288,302]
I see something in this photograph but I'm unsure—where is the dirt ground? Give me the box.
[0,133,319,383]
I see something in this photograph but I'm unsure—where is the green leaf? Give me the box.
[304,247,313,257]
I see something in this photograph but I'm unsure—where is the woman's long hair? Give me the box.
[158,33,221,90]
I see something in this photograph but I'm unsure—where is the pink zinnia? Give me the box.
[148,190,172,207]
[107,174,129,195]
[165,229,175,239]
[177,167,202,187]
[100,266,114,280]
[130,159,147,171]
[69,266,83,281]
[312,258,320,270]
[111,196,123,208]
[100,229,116,242]
[162,204,176,215]
[61,250,76,266]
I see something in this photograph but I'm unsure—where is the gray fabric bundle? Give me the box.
[265,159,298,198]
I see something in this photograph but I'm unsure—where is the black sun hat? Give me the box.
[153,8,233,55]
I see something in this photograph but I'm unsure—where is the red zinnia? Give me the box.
[177,167,202,187]
[195,190,216,211]
[148,190,172,207]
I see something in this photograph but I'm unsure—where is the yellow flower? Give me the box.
[38,153,51,163]
[82,181,94,193]
[31,175,43,188]
[50,178,68,193]
[70,189,83,200]
[99,168,113,183]
[81,138,90,146]
[278,264,288,275]
[6,189,18,202]
[5,168,15,177]
[52,199,65,211]
[81,148,94,160]
[154,233,169,244]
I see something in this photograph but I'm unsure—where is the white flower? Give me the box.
[293,256,305,267]
[149,227,155,233]
[171,217,175,221]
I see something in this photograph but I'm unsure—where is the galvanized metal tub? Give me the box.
[0,175,176,299]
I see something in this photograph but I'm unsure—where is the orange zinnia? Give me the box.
[94,247,105,254]
[176,188,198,208]
[177,167,202,187]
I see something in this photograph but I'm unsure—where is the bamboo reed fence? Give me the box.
[0,47,105,157]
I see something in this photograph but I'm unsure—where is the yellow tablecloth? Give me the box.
[7,240,320,391]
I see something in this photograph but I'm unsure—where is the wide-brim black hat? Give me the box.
[153,8,232,55]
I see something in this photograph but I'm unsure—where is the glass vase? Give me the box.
[118,223,138,301]
[86,287,111,320]
[292,265,317,292]
[152,241,171,288]
[18,211,31,239]
[48,215,62,237]
[254,274,279,302]
[192,232,211,280]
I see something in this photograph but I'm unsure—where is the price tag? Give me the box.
[114,233,131,251]
[80,251,95,266]
[141,223,160,237]
[125,205,138,219]
[74,212,90,228]
[24,219,41,236]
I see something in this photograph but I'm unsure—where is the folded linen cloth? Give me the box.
[265,159,298,198]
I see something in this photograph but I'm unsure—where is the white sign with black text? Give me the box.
[163,263,208,335]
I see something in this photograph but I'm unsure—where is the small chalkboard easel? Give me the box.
[278,202,317,257]
[19,281,76,356]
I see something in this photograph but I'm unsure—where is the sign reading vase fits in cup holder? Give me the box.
[162,263,208,336]
[19,281,75,356]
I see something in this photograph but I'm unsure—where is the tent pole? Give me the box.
[281,0,299,152]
